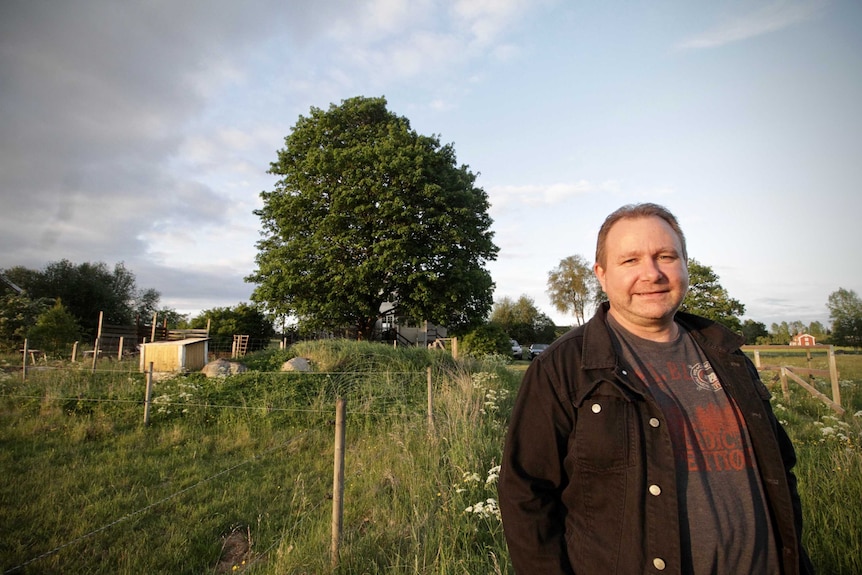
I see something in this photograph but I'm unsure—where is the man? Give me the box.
[498,203,813,574]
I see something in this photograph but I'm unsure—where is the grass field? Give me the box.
[0,343,860,574]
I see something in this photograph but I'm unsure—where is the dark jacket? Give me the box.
[498,304,813,574]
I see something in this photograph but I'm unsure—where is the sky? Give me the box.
[1,0,860,330]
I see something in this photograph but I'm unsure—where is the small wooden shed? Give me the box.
[139,338,209,373]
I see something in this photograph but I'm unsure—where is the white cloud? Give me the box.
[677,0,826,50]
[488,180,617,211]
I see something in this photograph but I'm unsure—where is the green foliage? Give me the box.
[0,292,52,351]
[189,303,275,351]
[247,96,498,339]
[0,342,517,574]
[680,258,745,332]
[490,294,556,345]
[547,254,599,326]
[741,319,769,344]
[461,323,511,357]
[827,288,862,347]
[2,260,161,336]
[27,299,83,354]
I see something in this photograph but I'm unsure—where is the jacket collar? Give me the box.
[573,303,745,406]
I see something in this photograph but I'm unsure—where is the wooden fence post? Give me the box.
[118,336,124,360]
[828,346,841,407]
[779,367,789,400]
[91,338,100,373]
[71,341,78,363]
[143,362,154,426]
[331,397,346,570]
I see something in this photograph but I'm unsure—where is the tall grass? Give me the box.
[0,345,860,573]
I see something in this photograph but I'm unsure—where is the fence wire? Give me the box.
[3,430,314,574]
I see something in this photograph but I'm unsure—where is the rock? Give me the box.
[281,357,312,372]
[201,358,248,378]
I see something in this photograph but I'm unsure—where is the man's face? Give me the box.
[594,215,689,339]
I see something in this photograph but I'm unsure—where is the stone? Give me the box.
[281,357,312,372]
[201,358,248,378]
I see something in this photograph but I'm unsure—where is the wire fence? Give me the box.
[0,362,475,573]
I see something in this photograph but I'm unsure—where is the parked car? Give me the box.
[510,339,523,360]
[529,343,548,360]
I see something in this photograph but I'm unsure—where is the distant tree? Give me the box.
[189,303,276,352]
[808,321,827,339]
[770,322,791,345]
[547,255,599,326]
[247,96,498,340]
[490,295,556,344]
[156,308,189,330]
[27,299,83,354]
[0,293,51,351]
[741,319,768,345]
[461,323,511,358]
[788,320,807,336]
[827,287,862,347]
[3,260,160,337]
[680,259,745,333]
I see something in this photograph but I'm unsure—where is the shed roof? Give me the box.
[143,337,209,347]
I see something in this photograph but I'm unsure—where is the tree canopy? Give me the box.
[247,96,498,339]
[680,258,745,332]
[490,295,556,345]
[827,287,862,347]
[546,255,600,326]
[1,260,164,338]
[189,303,275,352]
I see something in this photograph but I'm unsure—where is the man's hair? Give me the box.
[595,203,688,268]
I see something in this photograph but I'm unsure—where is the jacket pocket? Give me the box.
[571,383,638,471]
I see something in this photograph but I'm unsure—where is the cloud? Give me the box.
[676,0,825,50]
[488,180,618,211]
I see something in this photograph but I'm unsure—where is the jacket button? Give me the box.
[653,557,666,570]
[649,417,660,428]
[591,403,602,414]
[621,369,628,376]
[649,484,661,496]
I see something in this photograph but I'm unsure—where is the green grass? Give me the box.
[0,344,860,573]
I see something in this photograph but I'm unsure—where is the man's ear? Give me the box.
[593,263,606,292]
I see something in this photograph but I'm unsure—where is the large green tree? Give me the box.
[827,287,862,346]
[741,319,768,344]
[546,255,599,326]
[680,258,745,332]
[490,295,556,345]
[247,96,498,339]
[3,260,160,336]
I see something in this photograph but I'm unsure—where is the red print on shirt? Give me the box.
[686,402,754,473]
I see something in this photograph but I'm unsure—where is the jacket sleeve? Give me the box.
[498,360,576,575]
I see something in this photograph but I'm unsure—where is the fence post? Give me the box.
[71,341,79,363]
[828,346,841,407]
[779,367,789,400]
[22,338,28,382]
[143,362,154,426]
[118,336,124,360]
[427,367,434,433]
[91,337,100,373]
[331,397,346,570]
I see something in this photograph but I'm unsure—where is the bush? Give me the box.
[461,323,511,357]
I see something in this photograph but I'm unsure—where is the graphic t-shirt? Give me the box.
[607,315,779,574]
